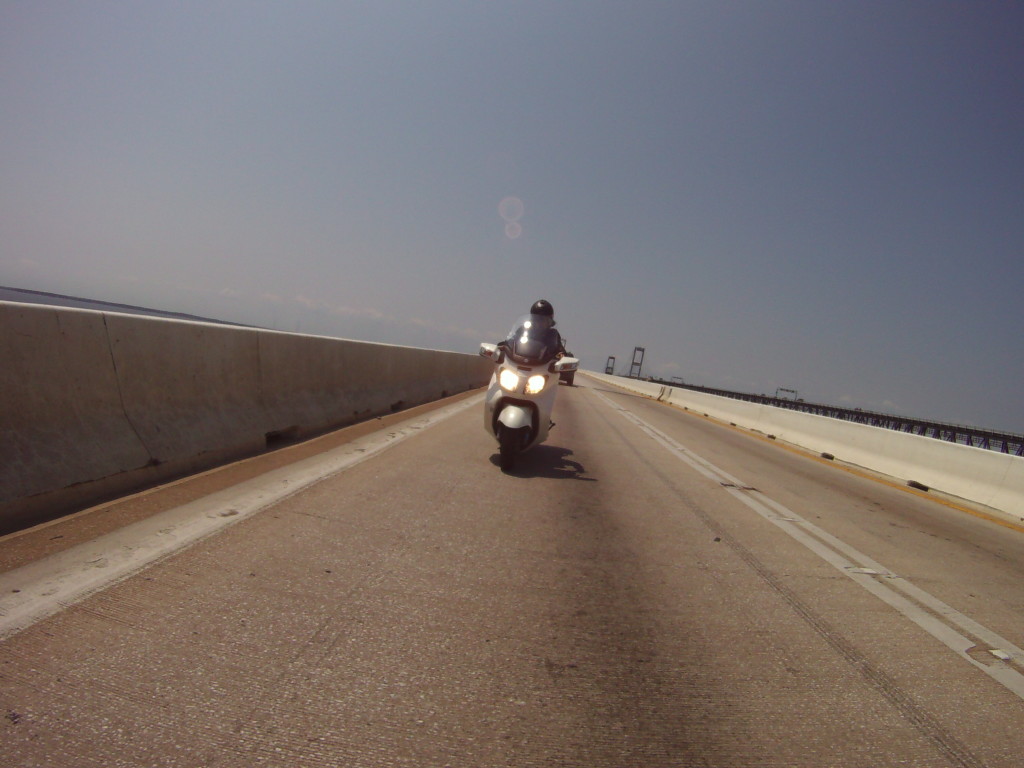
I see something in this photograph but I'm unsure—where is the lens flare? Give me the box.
[499,197,524,239]
[498,196,524,222]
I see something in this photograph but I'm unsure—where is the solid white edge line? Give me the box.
[0,394,484,641]
[592,387,1024,701]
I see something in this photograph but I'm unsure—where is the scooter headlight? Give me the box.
[499,368,521,392]
[525,374,547,394]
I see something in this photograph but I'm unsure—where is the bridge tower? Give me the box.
[629,347,645,379]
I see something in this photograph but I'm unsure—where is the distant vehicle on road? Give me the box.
[558,341,575,386]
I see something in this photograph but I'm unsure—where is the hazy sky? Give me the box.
[2,2,1022,432]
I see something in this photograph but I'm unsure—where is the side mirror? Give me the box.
[479,343,504,363]
[553,356,579,373]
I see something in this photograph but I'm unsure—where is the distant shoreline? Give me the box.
[0,286,250,327]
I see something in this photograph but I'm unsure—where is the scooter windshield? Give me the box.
[504,314,560,365]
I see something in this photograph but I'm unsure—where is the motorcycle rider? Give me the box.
[499,299,565,359]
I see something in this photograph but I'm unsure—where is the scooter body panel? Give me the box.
[482,368,554,454]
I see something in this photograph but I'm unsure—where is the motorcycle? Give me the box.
[480,314,580,470]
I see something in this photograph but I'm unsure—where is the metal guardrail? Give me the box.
[645,378,1024,457]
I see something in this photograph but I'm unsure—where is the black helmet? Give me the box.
[530,299,554,317]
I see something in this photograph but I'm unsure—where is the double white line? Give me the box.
[594,388,1024,701]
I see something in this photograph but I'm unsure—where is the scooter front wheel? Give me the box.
[498,426,522,470]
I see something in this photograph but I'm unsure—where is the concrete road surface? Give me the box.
[2,375,1024,767]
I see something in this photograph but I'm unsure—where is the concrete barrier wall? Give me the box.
[583,371,1024,519]
[1,301,492,528]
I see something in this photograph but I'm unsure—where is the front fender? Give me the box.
[497,404,533,430]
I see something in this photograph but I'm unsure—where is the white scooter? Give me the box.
[480,314,579,470]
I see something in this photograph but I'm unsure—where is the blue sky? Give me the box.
[2,1,1022,432]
